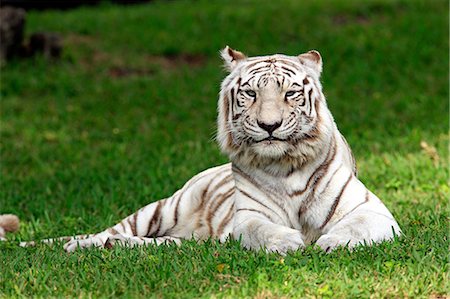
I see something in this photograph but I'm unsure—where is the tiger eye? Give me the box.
[245,90,256,97]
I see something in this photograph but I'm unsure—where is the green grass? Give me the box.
[0,0,448,297]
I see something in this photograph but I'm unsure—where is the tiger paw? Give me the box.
[63,236,105,252]
[104,234,133,248]
[315,234,361,253]
[264,230,305,255]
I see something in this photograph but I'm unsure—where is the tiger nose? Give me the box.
[257,121,282,135]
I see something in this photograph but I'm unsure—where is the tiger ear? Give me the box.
[221,46,246,71]
[298,50,322,75]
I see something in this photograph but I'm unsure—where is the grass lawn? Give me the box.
[0,0,448,297]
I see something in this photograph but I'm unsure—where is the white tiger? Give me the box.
[16,47,401,254]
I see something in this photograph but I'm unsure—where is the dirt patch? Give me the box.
[146,53,207,69]
[64,34,208,77]
[64,34,97,46]
[108,66,155,78]
[332,13,371,26]
[107,53,207,78]
[332,2,406,26]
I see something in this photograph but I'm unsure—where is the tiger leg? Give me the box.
[233,210,304,255]
[62,164,233,252]
[63,235,183,252]
[17,193,188,251]
[316,188,401,252]
[20,234,95,247]
[62,196,184,252]
[18,198,172,251]
[104,235,182,248]
[18,199,174,250]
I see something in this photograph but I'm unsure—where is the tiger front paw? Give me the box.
[315,234,361,252]
[264,229,305,255]
[63,236,105,252]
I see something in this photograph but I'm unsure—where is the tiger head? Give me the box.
[217,47,334,173]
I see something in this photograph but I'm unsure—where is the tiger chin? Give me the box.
[15,47,401,254]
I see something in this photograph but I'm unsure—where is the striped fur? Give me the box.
[17,47,400,254]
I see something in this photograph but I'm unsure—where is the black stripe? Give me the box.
[274,59,303,69]
[233,165,280,202]
[331,190,370,227]
[241,80,252,88]
[130,212,138,235]
[250,66,270,74]
[217,203,235,236]
[207,188,235,235]
[237,188,273,211]
[290,136,337,197]
[169,192,183,230]
[146,201,162,237]
[244,61,266,69]
[320,163,343,193]
[205,174,233,199]
[230,88,235,103]
[127,218,135,235]
[236,208,274,222]
[210,188,235,213]
[320,174,353,229]
[119,221,126,233]
[237,186,289,225]
[192,170,229,215]
[299,162,342,216]
[281,71,292,77]
[281,66,296,75]
[308,88,313,114]
[282,117,296,131]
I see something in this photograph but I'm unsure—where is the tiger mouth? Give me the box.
[256,136,284,143]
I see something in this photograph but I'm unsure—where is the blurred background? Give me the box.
[0,0,447,234]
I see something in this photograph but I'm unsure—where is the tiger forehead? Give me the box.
[237,61,306,89]
[242,60,304,79]
[244,55,302,69]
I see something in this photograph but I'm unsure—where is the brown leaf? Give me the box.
[420,141,440,166]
